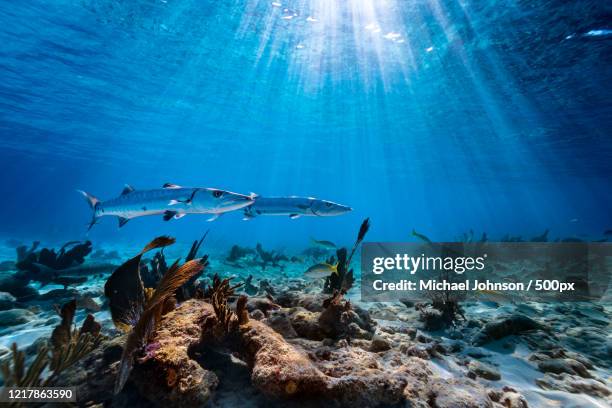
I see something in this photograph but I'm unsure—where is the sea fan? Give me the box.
[1,305,101,397]
[147,257,208,310]
[0,343,48,388]
[114,257,206,394]
[105,236,175,331]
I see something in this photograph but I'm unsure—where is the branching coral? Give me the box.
[16,241,92,272]
[255,243,287,270]
[204,274,243,338]
[47,332,101,385]
[0,343,48,388]
[1,300,101,405]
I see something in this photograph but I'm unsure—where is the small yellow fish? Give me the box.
[304,263,338,279]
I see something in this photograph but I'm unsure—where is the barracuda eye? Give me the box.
[212,190,223,198]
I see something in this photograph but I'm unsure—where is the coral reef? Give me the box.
[116,288,527,407]
[1,230,608,407]
[130,300,219,406]
[104,236,208,393]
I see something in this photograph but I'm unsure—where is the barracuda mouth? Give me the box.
[225,193,255,210]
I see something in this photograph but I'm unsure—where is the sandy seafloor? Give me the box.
[0,238,610,408]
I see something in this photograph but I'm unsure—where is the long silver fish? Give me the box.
[243,196,352,220]
[79,183,254,229]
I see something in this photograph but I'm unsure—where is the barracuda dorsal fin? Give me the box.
[118,217,129,227]
[289,214,300,219]
[121,185,135,196]
[163,211,176,221]
[163,183,181,189]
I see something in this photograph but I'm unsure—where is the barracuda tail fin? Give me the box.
[78,190,99,209]
[77,190,100,231]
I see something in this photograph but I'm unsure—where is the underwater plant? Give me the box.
[104,235,210,393]
[114,254,207,394]
[15,241,39,263]
[0,300,101,402]
[105,237,176,331]
[409,230,467,329]
[10,241,97,289]
[140,249,168,288]
[176,231,209,301]
[318,290,353,339]
[139,233,208,299]
[255,243,287,270]
[16,240,92,272]
[421,250,466,330]
[323,218,370,294]
[204,274,243,338]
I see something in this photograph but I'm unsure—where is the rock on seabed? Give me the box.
[123,298,528,407]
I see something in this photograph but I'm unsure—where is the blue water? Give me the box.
[0,0,610,250]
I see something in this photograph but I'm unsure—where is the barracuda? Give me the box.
[79,183,254,230]
[243,196,352,220]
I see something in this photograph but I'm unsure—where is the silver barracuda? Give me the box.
[243,196,352,220]
[79,183,254,229]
